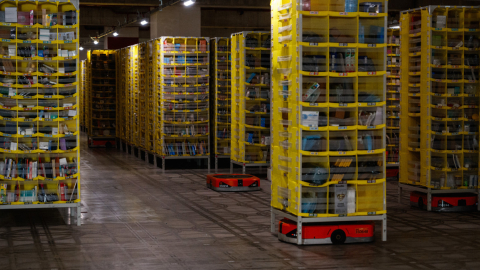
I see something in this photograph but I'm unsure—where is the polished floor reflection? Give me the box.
[0,136,480,269]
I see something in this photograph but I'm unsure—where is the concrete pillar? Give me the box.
[150,5,201,38]
[103,27,140,50]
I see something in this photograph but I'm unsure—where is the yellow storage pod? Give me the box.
[399,6,480,211]
[0,0,81,225]
[159,37,211,171]
[86,50,116,147]
[230,31,271,174]
[270,0,387,244]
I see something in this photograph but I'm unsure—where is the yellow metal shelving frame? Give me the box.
[270,0,388,244]
[231,31,271,174]
[0,0,81,225]
[399,6,480,211]
[86,50,117,147]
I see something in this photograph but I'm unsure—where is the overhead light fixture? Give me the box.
[184,0,195,6]
[94,40,99,45]
[389,25,400,29]
[79,46,84,51]
[113,32,119,37]
[140,19,148,25]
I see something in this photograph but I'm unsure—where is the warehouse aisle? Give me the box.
[0,135,480,269]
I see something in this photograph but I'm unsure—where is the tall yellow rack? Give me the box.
[138,43,146,149]
[86,50,116,147]
[0,0,81,225]
[159,37,211,172]
[212,37,231,172]
[117,45,139,154]
[270,0,388,244]
[399,6,480,211]
[231,31,271,174]
[387,26,400,168]
[154,39,162,159]
[145,40,156,156]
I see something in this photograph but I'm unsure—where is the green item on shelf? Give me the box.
[432,35,442,46]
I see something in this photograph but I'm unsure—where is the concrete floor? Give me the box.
[1,137,480,269]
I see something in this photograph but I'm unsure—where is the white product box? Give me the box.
[5,7,17,23]
[301,111,319,128]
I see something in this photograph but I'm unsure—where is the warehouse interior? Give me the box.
[1,0,480,269]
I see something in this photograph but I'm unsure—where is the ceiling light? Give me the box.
[79,46,84,51]
[140,19,148,25]
[184,0,195,6]
[94,40,99,45]
[113,32,119,36]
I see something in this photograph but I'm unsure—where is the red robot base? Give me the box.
[278,218,375,245]
[206,174,261,192]
[410,191,478,212]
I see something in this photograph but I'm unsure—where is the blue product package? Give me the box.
[38,50,44,57]
[174,43,181,51]
[260,118,266,127]
[359,23,365,43]
[302,135,321,151]
[247,133,254,143]
[345,0,358,12]
[246,73,256,83]
[365,134,373,151]
[378,26,385,43]
[177,55,185,64]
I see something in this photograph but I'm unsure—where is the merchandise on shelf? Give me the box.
[270,0,387,244]
[231,31,271,167]
[86,50,116,147]
[400,6,480,190]
[0,1,80,221]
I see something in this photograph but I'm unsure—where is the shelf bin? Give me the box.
[358,76,384,103]
[329,77,356,103]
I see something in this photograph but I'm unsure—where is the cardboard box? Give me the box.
[335,109,346,119]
